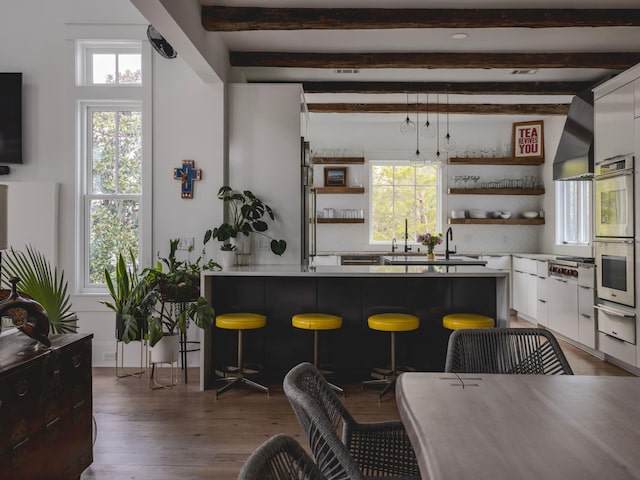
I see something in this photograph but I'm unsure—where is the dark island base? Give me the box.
[204,275,498,387]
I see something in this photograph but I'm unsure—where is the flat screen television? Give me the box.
[0,72,22,164]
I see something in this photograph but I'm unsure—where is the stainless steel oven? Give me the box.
[595,239,635,308]
[594,154,634,238]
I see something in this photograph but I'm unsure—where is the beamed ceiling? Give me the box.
[190,2,640,116]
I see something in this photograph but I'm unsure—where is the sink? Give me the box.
[383,255,487,266]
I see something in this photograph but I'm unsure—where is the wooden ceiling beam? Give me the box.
[296,81,595,95]
[306,103,570,115]
[230,51,640,70]
[202,7,640,31]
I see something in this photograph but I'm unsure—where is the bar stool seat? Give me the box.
[215,312,269,398]
[443,313,495,330]
[364,313,420,399]
[292,313,343,394]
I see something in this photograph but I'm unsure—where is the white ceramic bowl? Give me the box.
[522,211,539,219]
[469,209,487,218]
[500,211,512,219]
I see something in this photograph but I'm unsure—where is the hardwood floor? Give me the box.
[82,318,633,480]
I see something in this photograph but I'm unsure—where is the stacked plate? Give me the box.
[469,209,487,219]
[451,209,466,219]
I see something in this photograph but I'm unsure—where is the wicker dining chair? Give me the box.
[283,362,420,480]
[444,327,574,375]
[237,434,327,480]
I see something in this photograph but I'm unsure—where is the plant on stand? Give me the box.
[204,186,287,265]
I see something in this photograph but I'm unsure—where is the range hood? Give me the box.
[552,88,594,181]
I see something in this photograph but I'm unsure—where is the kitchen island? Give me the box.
[199,264,509,390]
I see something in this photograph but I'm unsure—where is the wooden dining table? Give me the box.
[396,372,640,480]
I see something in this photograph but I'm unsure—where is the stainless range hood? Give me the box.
[552,88,594,181]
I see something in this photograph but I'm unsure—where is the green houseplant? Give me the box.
[1,245,77,334]
[101,250,156,344]
[204,186,287,256]
[144,239,218,347]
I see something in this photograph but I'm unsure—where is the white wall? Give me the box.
[0,0,226,367]
[307,113,579,255]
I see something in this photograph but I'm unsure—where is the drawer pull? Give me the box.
[15,379,29,397]
[72,354,82,368]
[12,436,29,451]
[45,416,60,429]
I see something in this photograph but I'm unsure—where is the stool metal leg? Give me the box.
[312,330,344,395]
[216,329,269,398]
[363,332,398,399]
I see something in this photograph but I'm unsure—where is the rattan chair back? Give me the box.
[237,434,327,480]
[444,327,574,375]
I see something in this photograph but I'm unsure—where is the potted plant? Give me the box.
[204,186,287,257]
[1,245,77,334]
[144,239,219,353]
[101,250,155,343]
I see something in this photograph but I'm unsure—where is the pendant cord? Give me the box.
[415,94,420,153]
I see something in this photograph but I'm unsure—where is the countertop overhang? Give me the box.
[204,264,508,278]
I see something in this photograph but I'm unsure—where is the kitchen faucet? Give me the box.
[404,218,412,253]
[391,238,398,253]
[445,227,456,260]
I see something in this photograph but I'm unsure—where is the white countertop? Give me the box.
[204,264,509,278]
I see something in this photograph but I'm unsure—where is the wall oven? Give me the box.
[595,239,635,308]
[594,154,634,238]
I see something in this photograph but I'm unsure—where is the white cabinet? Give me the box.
[536,260,548,327]
[578,267,596,349]
[594,81,635,160]
[512,256,537,321]
[635,79,640,119]
[547,276,579,341]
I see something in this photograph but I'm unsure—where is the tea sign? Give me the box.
[512,121,544,160]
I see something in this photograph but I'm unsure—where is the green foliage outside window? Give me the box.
[371,164,439,243]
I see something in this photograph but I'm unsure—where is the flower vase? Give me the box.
[426,251,436,260]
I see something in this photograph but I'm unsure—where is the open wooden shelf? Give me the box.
[313,157,365,164]
[448,218,545,225]
[315,186,365,194]
[448,157,545,166]
[448,188,545,195]
[317,218,365,224]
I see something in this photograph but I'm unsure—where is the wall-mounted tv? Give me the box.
[0,73,22,164]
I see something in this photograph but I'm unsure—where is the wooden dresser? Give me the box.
[0,332,93,480]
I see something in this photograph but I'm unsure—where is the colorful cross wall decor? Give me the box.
[173,160,201,199]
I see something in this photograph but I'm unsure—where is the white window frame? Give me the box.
[368,160,442,246]
[555,180,592,246]
[74,40,152,293]
[75,40,143,86]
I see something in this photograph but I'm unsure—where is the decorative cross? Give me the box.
[173,160,201,199]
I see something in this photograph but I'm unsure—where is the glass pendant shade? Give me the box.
[441,93,456,152]
[410,150,426,166]
[400,92,416,135]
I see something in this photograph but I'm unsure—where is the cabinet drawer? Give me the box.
[513,256,536,274]
[578,286,594,316]
[598,332,636,366]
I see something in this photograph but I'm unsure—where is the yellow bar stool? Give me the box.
[443,313,495,331]
[363,313,420,399]
[292,313,344,394]
[215,312,270,398]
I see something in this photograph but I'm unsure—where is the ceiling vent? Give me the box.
[334,69,360,74]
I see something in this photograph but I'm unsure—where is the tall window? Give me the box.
[76,41,147,290]
[370,162,441,244]
[556,180,592,245]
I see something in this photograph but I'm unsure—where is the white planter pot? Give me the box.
[220,249,236,268]
[150,334,180,364]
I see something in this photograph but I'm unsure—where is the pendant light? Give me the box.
[409,94,425,166]
[421,93,436,139]
[441,93,456,152]
[400,92,416,135]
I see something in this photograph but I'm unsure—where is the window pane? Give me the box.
[92,53,116,84]
[556,181,591,245]
[371,162,440,243]
[117,111,142,194]
[118,54,142,84]
[89,199,140,284]
[92,111,117,194]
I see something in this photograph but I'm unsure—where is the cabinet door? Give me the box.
[548,277,579,341]
[512,270,525,315]
[537,276,548,326]
[595,82,635,160]
[578,285,596,349]
[525,272,538,320]
[635,79,640,119]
